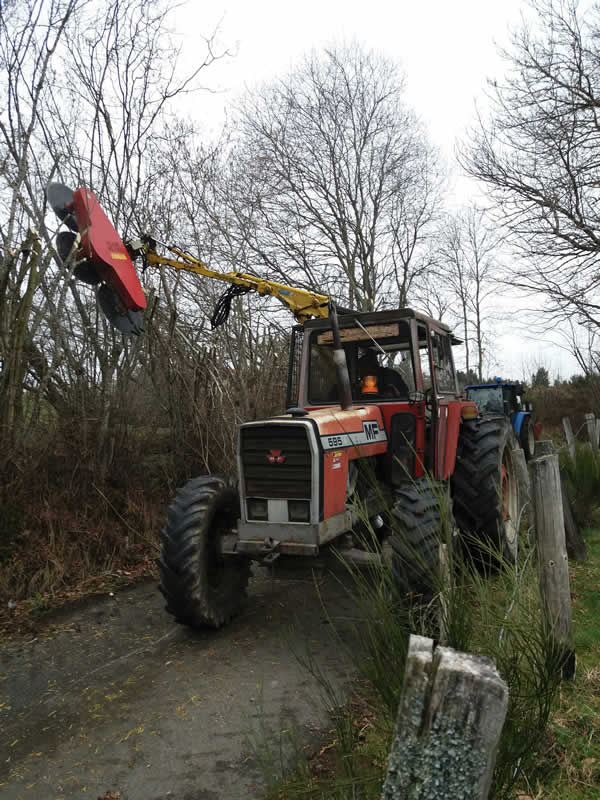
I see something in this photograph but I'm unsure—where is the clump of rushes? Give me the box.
[538,527,600,800]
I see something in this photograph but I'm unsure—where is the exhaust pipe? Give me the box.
[329,303,353,410]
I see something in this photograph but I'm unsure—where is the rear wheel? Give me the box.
[390,480,449,597]
[158,475,250,629]
[520,416,536,461]
[452,417,520,567]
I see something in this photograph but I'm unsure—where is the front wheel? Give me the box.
[390,480,450,598]
[520,416,536,461]
[452,417,520,568]
[158,475,250,629]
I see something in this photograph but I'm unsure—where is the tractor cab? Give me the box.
[287,309,475,483]
[465,379,527,417]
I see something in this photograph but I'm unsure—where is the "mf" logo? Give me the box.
[363,421,379,441]
[267,449,286,464]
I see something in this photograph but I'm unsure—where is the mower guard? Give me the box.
[71,188,146,312]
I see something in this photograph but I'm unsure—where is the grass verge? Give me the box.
[255,522,599,799]
[530,527,600,799]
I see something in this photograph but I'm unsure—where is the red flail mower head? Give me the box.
[46,182,146,334]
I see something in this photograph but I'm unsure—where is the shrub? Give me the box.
[528,377,600,430]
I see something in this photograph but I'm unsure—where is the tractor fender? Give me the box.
[308,405,388,520]
[441,401,476,479]
[511,411,530,436]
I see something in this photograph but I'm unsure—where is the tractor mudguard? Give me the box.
[311,406,387,519]
[436,401,478,480]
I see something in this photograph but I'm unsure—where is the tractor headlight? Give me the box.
[247,499,268,521]
[288,500,310,522]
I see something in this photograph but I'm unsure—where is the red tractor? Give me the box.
[46,183,521,630]
[158,310,521,628]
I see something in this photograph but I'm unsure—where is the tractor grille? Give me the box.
[241,424,312,499]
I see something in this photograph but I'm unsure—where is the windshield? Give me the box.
[308,321,415,404]
[466,386,504,413]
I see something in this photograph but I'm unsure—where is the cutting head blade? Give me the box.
[56,230,101,284]
[56,230,77,261]
[98,283,143,335]
[46,182,78,231]
[74,262,102,285]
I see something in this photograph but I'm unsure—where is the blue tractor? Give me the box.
[465,378,537,460]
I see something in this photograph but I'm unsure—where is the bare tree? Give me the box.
[461,0,600,334]
[465,208,502,381]
[206,43,445,311]
[0,0,81,445]
[437,206,501,381]
[0,0,223,473]
[437,216,473,375]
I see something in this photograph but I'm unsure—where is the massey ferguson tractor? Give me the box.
[46,183,521,629]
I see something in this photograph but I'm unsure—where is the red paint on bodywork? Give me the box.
[305,398,478,517]
[308,407,388,463]
[70,188,146,311]
[441,401,478,479]
[322,449,350,518]
[308,406,387,520]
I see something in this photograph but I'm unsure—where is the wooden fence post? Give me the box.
[584,413,598,452]
[382,635,508,800]
[534,439,554,457]
[560,477,588,562]
[562,417,576,462]
[512,446,532,542]
[532,427,587,561]
[531,455,576,679]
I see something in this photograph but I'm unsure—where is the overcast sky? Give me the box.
[173,0,579,381]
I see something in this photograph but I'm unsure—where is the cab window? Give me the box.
[308,321,416,404]
[431,331,456,394]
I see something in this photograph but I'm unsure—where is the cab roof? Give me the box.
[303,307,462,345]
[466,383,522,390]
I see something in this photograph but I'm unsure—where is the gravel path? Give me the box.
[0,569,358,800]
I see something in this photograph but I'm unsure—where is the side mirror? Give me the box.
[408,390,425,404]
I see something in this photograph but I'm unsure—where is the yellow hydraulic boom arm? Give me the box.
[139,239,332,324]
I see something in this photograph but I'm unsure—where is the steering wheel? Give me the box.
[424,386,434,408]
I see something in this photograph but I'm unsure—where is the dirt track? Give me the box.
[0,569,358,800]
